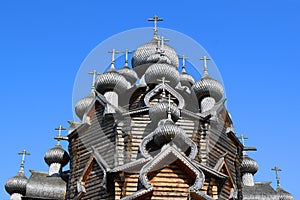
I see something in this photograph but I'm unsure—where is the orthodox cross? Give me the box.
[108,49,120,70]
[157,77,170,98]
[179,55,189,73]
[272,166,282,187]
[148,15,163,38]
[200,56,211,76]
[18,149,30,173]
[122,49,132,68]
[88,70,100,90]
[238,134,248,146]
[54,125,68,145]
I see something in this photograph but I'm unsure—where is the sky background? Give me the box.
[1,0,299,199]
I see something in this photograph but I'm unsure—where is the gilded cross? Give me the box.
[272,166,282,187]
[108,49,120,70]
[200,56,211,76]
[122,49,132,67]
[148,15,163,37]
[88,70,100,90]
[54,125,68,145]
[18,149,30,172]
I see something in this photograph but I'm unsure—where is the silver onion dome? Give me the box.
[277,187,294,200]
[5,172,28,195]
[44,145,70,167]
[117,66,138,84]
[149,101,180,123]
[95,70,131,94]
[241,154,259,175]
[180,72,195,86]
[75,92,95,120]
[131,39,179,77]
[192,74,224,102]
[153,119,185,146]
[144,63,180,86]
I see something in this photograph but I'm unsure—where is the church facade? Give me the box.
[5,17,294,200]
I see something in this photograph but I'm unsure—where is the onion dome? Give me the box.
[192,73,224,102]
[144,63,180,86]
[153,119,185,146]
[5,171,28,195]
[131,39,179,77]
[180,68,195,86]
[75,92,95,120]
[149,101,180,123]
[117,66,138,84]
[277,187,294,200]
[95,69,131,94]
[44,144,70,167]
[241,154,258,175]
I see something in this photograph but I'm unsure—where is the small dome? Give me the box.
[131,39,179,77]
[95,70,131,94]
[5,172,28,195]
[144,63,180,86]
[149,101,180,123]
[277,187,294,200]
[44,145,70,167]
[75,92,95,120]
[180,73,195,86]
[241,154,258,175]
[117,66,138,84]
[153,119,185,146]
[192,75,224,102]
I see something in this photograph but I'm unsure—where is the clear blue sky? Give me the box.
[1,1,299,199]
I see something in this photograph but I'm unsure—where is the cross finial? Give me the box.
[158,36,169,53]
[238,134,248,146]
[272,166,282,188]
[18,149,30,173]
[148,15,163,38]
[179,55,189,74]
[122,49,132,68]
[54,125,68,145]
[108,49,120,70]
[88,70,100,90]
[200,56,211,76]
[157,77,170,98]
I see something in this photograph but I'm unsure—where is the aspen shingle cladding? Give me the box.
[23,170,68,200]
[242,182,279,200]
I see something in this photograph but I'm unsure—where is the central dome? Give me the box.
[131,38,179,77]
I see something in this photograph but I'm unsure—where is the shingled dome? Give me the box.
[117,66,138,84]
[5,172,28,195]
[192,74,224,102]
[149,101,180,123]
[131,39,179,77]
[44,145,70,167]
[144,63,180,86]
[241,154,259,175]
[75,92,95,120]
[95,70,131,94]
[153,119,185,146]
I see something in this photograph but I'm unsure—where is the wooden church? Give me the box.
[5,16,294,200]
